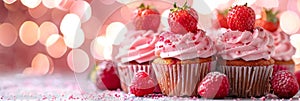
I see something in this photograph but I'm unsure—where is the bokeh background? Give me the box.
[1,0,300,76]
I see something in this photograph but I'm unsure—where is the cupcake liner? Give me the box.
[273,64,294,74]
[221,65,273,98]
[117,64,158,93]
[152,61,216,96]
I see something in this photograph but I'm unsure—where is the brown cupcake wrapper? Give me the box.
[117,64,158,93]
[273,64,295,73]
[152,61,216,96]
[221,65,273,98]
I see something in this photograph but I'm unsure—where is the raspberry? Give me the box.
[271,70,299,98]
[294,70,300,89]
[130,71,155,96]
[198,72,230,99]
[95,61,121,90]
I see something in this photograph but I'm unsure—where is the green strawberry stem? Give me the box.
[171,0,190,12]
[264,8,279,23]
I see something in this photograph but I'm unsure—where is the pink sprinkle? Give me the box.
[68,95,74,100]
[115,94,120,97]
[192,36,196,40]
[42,96,47,100]
[260,96,266,101]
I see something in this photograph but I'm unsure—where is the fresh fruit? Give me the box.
[198,72,230,99]
[129,71,155,96]
[217,9,229,28]
[255,8,279,32]
[227,3,255,31]
[271,70,299,98]
[294,70,300,89]
[168,2,198,34]
[95,60,121,90]
[133,3,160,32]
[272,65,288,76]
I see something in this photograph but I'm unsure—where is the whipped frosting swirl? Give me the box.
[115,30,159,63]
[155,30,217,60]
[270,31,296,61]
[217,28,274,61]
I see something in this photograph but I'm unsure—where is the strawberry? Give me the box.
[95,60,121,90]
[198,72,230,99]
[217,9,229,28]
[168,2,198,34]
[294,70,300,89]
[255,8,279,32]
[130,71,155,96]
[227,3,255,32]
[271,70,299,98]
[133,3,160,32]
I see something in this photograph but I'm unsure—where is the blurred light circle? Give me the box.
[3,0,16,4]
[19,21,39,46]
[28,3,48,19]
[60,13,81,36]
[46,34,67,58]
[90,36,112,60]
[192,0,212,15]
[161,10,170,28]
[105,22,127,45]
[101,0,115,5]
[64,28,85,48]
[21,0,42,8]
[116,0,135,4]
[57,0,74,11]
[290,34,300,49]
[69,0,91,23]
[31,53,50,75]
[39,21,59,45]
[280,11,300,34]
[67,49,90,73]
[0,23,18,47]
[42,0,62,8]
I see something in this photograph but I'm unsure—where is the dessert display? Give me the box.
[256,9,296,75]
[113,3,161,93]
[2,0,300,100]
[216,4,275,97]
[152,2,217,96]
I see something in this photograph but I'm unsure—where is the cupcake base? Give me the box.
[152,57,216,96]
[221,59,274,98]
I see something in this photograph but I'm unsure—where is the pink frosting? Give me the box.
[217,28,274,61]
[270,31,296,61]
[115,30,159,63]
[155,30,217,60]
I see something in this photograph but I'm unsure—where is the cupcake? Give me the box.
[151,2,217,96]
[217,4,274,97]
[270,31,295,74]
[112,3,161,93]
[255,8,296,74]
[114,30,160,93]
[152,31,217,96]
